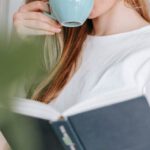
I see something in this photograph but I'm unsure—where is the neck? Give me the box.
[92,1,149,36]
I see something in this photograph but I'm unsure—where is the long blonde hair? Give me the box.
[26,0,150,103]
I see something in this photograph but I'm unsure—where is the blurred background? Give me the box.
[0,1,24,148]
[0,1,42,149]
[0,0,24,36]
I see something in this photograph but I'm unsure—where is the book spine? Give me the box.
[51,120,84,150]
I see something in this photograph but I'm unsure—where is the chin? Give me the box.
[88,14,99,19]
[88,10,100,19]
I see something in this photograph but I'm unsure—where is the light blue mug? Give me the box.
[45,0,94,27]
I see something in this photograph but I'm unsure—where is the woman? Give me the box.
[13,0,150,112]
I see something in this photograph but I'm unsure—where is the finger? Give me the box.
[16,20,62,33]
[19,1,50,13]
[17,26,55,36]
[18,12,62,28]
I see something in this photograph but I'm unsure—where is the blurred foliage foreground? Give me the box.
[0,33,46,150]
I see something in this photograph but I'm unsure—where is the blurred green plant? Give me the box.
[0,32,46,150]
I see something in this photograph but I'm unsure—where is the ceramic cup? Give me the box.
[45,0,94,27]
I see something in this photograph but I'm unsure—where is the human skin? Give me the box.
[13,1,62,36]
[89,0,149,36]
[13,0,149,37]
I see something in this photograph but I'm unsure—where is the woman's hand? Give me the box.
[13,1,62,37]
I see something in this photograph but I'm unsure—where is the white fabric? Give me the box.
[49,25,150,113]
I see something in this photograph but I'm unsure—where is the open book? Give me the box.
[2,87,150,150]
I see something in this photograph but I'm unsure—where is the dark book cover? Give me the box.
[1,95,150,150]
[67,95,150,150]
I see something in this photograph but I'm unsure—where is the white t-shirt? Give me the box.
[48,25,150,113]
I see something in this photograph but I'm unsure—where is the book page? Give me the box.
[10,86,143,121]
[63,86,143,117]
[11,97,61,122]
